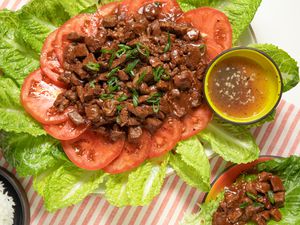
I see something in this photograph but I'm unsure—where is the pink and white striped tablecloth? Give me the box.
[1,0,300,224]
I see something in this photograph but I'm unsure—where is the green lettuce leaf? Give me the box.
[18,0,97,53]
[249,44,299,92]
[181,192,224,225]
[39,162,106,212]
[170,137,210,191]
[177,0,262,44]
[0,132,61,176]
[0,78,45,136]
[105,156,169,207]
[0,10,39,85]
[198,117,259,163]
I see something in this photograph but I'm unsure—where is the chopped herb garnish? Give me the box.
[99,93,114,100]
[89,80,96,88]
[199,44,206,55]
[153,66,165,82]
[161,73,170,81]
[100,48,114,54]
[108,51,117,68]
[107,76,120,92]
[116,44,132,58]
[253,202,264,208]
[107,67,120,78]
[137,71,147,85]
[85,62,100,72]
[125,59,140,76]
[116,105,123,113]
[136,43,150,58]
[239,202,249,209]
[164,32,171,53]
[146,93,162,113]
[132,89,139,107]
[267,191,275,205]
[117,94,128,102]
[126,48,139,59]
[246,192,257,201]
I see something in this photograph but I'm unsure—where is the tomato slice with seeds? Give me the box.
[40,29,65,87]
[148,117,182,158]
[62,131,125,170]
[43,119,89,141]
[20,69,70,125]
[127,0,183,19]
[103,130,151,174]
[181,104,213,140]
[178,7,232,60]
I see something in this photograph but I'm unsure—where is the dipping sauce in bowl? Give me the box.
[204,47,283,124]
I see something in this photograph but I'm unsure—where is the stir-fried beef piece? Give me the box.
[54,2,208,142]
[212,171,286,225]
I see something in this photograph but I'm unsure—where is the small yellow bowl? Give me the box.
[204,47,283,125]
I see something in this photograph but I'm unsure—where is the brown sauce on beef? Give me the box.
[212,171,285,225]
[54,2,208,142]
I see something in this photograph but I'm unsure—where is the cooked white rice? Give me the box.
[0,181,15,225]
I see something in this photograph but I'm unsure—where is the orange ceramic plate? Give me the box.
[204,156,281,203]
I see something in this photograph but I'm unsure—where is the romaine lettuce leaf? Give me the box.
[105,156,169,207]
[198,117,259,163]
[181,192,224,225]
[249,44,299,92]
[170,137,210,191]
[0,132,61,176]
[0,10,40,85]
[40,162,106,212]
[0,78,45,136]
[177,0,262,44]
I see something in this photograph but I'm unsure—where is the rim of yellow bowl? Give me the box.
[204,47,283,125]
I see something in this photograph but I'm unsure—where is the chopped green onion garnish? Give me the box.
[107,67,120,78]
[246,192,257,201]
[136,43,150,58]
[117,94,128,102]
[116,44,132,58]
[146,93,162,113]
[99,93,114,100]
[126,48,139,59]
[89,80,96,88]
[267,191,275,205]
[161,73,170,81]
[153,66,165,82]
[164,32,171,53]
[199,44,206,54]
[116,105,123,113]
[85,62,100,72]
[125,59,140,76]
[109,51,117,68]
[253,202,264,208]
[107,76,120,92]
[131,89,139,107]
[137,71,147,85]
[239,202,249,209]
[100,48,114,54]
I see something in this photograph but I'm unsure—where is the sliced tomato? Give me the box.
[178,7,232,60]
[54,14,94,64]
[21,69,71,125]
[97,2,120,16]
[43,119,89,141]
[181,104,213,140]
[62,131,125,170]
[103,130,151,174]
[148,117,182,159]
[127,0,183,19]
[40,30,65,87]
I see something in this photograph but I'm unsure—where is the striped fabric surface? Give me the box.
[1,0,300,224]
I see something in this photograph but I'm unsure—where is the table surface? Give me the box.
[251,0,300,106]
